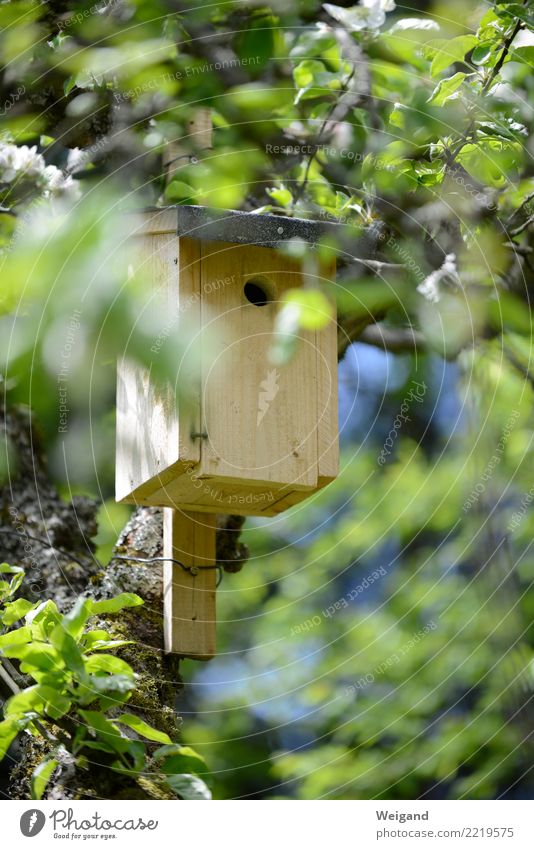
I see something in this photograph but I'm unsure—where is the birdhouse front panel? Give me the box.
[116,208,338,517]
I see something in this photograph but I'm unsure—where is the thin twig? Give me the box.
[507,191,534,226]
[446,9,525,168]
[503,345,534,392]
[509,215,534,238]
[360,324,425,353]
[0,528,95,570]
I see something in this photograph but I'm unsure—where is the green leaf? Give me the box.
[78,710,133,755]
[389,103,407,129]
[0,717,26,759]
[428,72,466,107]
[510,46,534,68]
[266,186,293,208]
[31,757,58,800]
[2,642,63,674]
[88,674,136,701]
[414,160,445,186]
[84,654,135,676]
[471,43,494,66]
[110,741,145,774]
[80,629,109,647]
[63,76,76,96]
[430,36,477,77]
[89,593,144,615]
[0,563,24,576]
[270,302,300,365]
[501,4,534,29]
[49,625,85,675]
[164,181,195,204]
[283,289,334,330]
[5,685,71,721]
[62,598,93,639]
[293,59,344,103]
[85,638,134,652]
[116,714,172,744]
[157,745,208,774]
[0,625,32,649]
[1,598,36,626]
[456,138,522,187]
[289,30,337,60]
[26,600,61,637]
[163,773,212,800]
[0,564,24,600]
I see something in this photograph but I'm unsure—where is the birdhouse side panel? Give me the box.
[316,258,339,486]
[116,224,202,505]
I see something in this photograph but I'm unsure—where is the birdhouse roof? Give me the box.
[144,204,343,249]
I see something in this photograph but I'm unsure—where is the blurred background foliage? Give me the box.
[1,0,534,798]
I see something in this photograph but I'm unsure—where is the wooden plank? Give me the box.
[143,470,314,515]
[198,241,318,489]
[163,107,212,184]
[130,209,177,236]
[163,508,217,659]
[176,238,202,465]
[116,233,180,502]
[316,259,339,486]
[116,233,204,504]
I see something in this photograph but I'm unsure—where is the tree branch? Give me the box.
[359,324,425,354]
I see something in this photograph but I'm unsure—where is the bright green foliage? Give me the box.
[186,350,534,799]
[0,568,211,799]
[0,0,533,802]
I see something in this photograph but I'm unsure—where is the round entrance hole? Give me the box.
[244,278,272,307]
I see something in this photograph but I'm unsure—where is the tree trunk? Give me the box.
[0,405,247,799]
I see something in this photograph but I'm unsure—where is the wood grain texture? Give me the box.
[163,107,212,184]
[116,233,202,504]
[199,241,319,489]
[316,258,339,486]
[116,232,180,502]
[131,209,177,236]
[163,508,217,659]
[116,228,339,516]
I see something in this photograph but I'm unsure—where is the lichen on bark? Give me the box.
[1,406,248,799]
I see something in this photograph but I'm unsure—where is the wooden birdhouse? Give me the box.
[116,205,339,660]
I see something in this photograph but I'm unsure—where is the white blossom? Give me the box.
[417,254,461,304]
[66,147,87,174]
[323,0,396,32]
[0,142,80,199]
